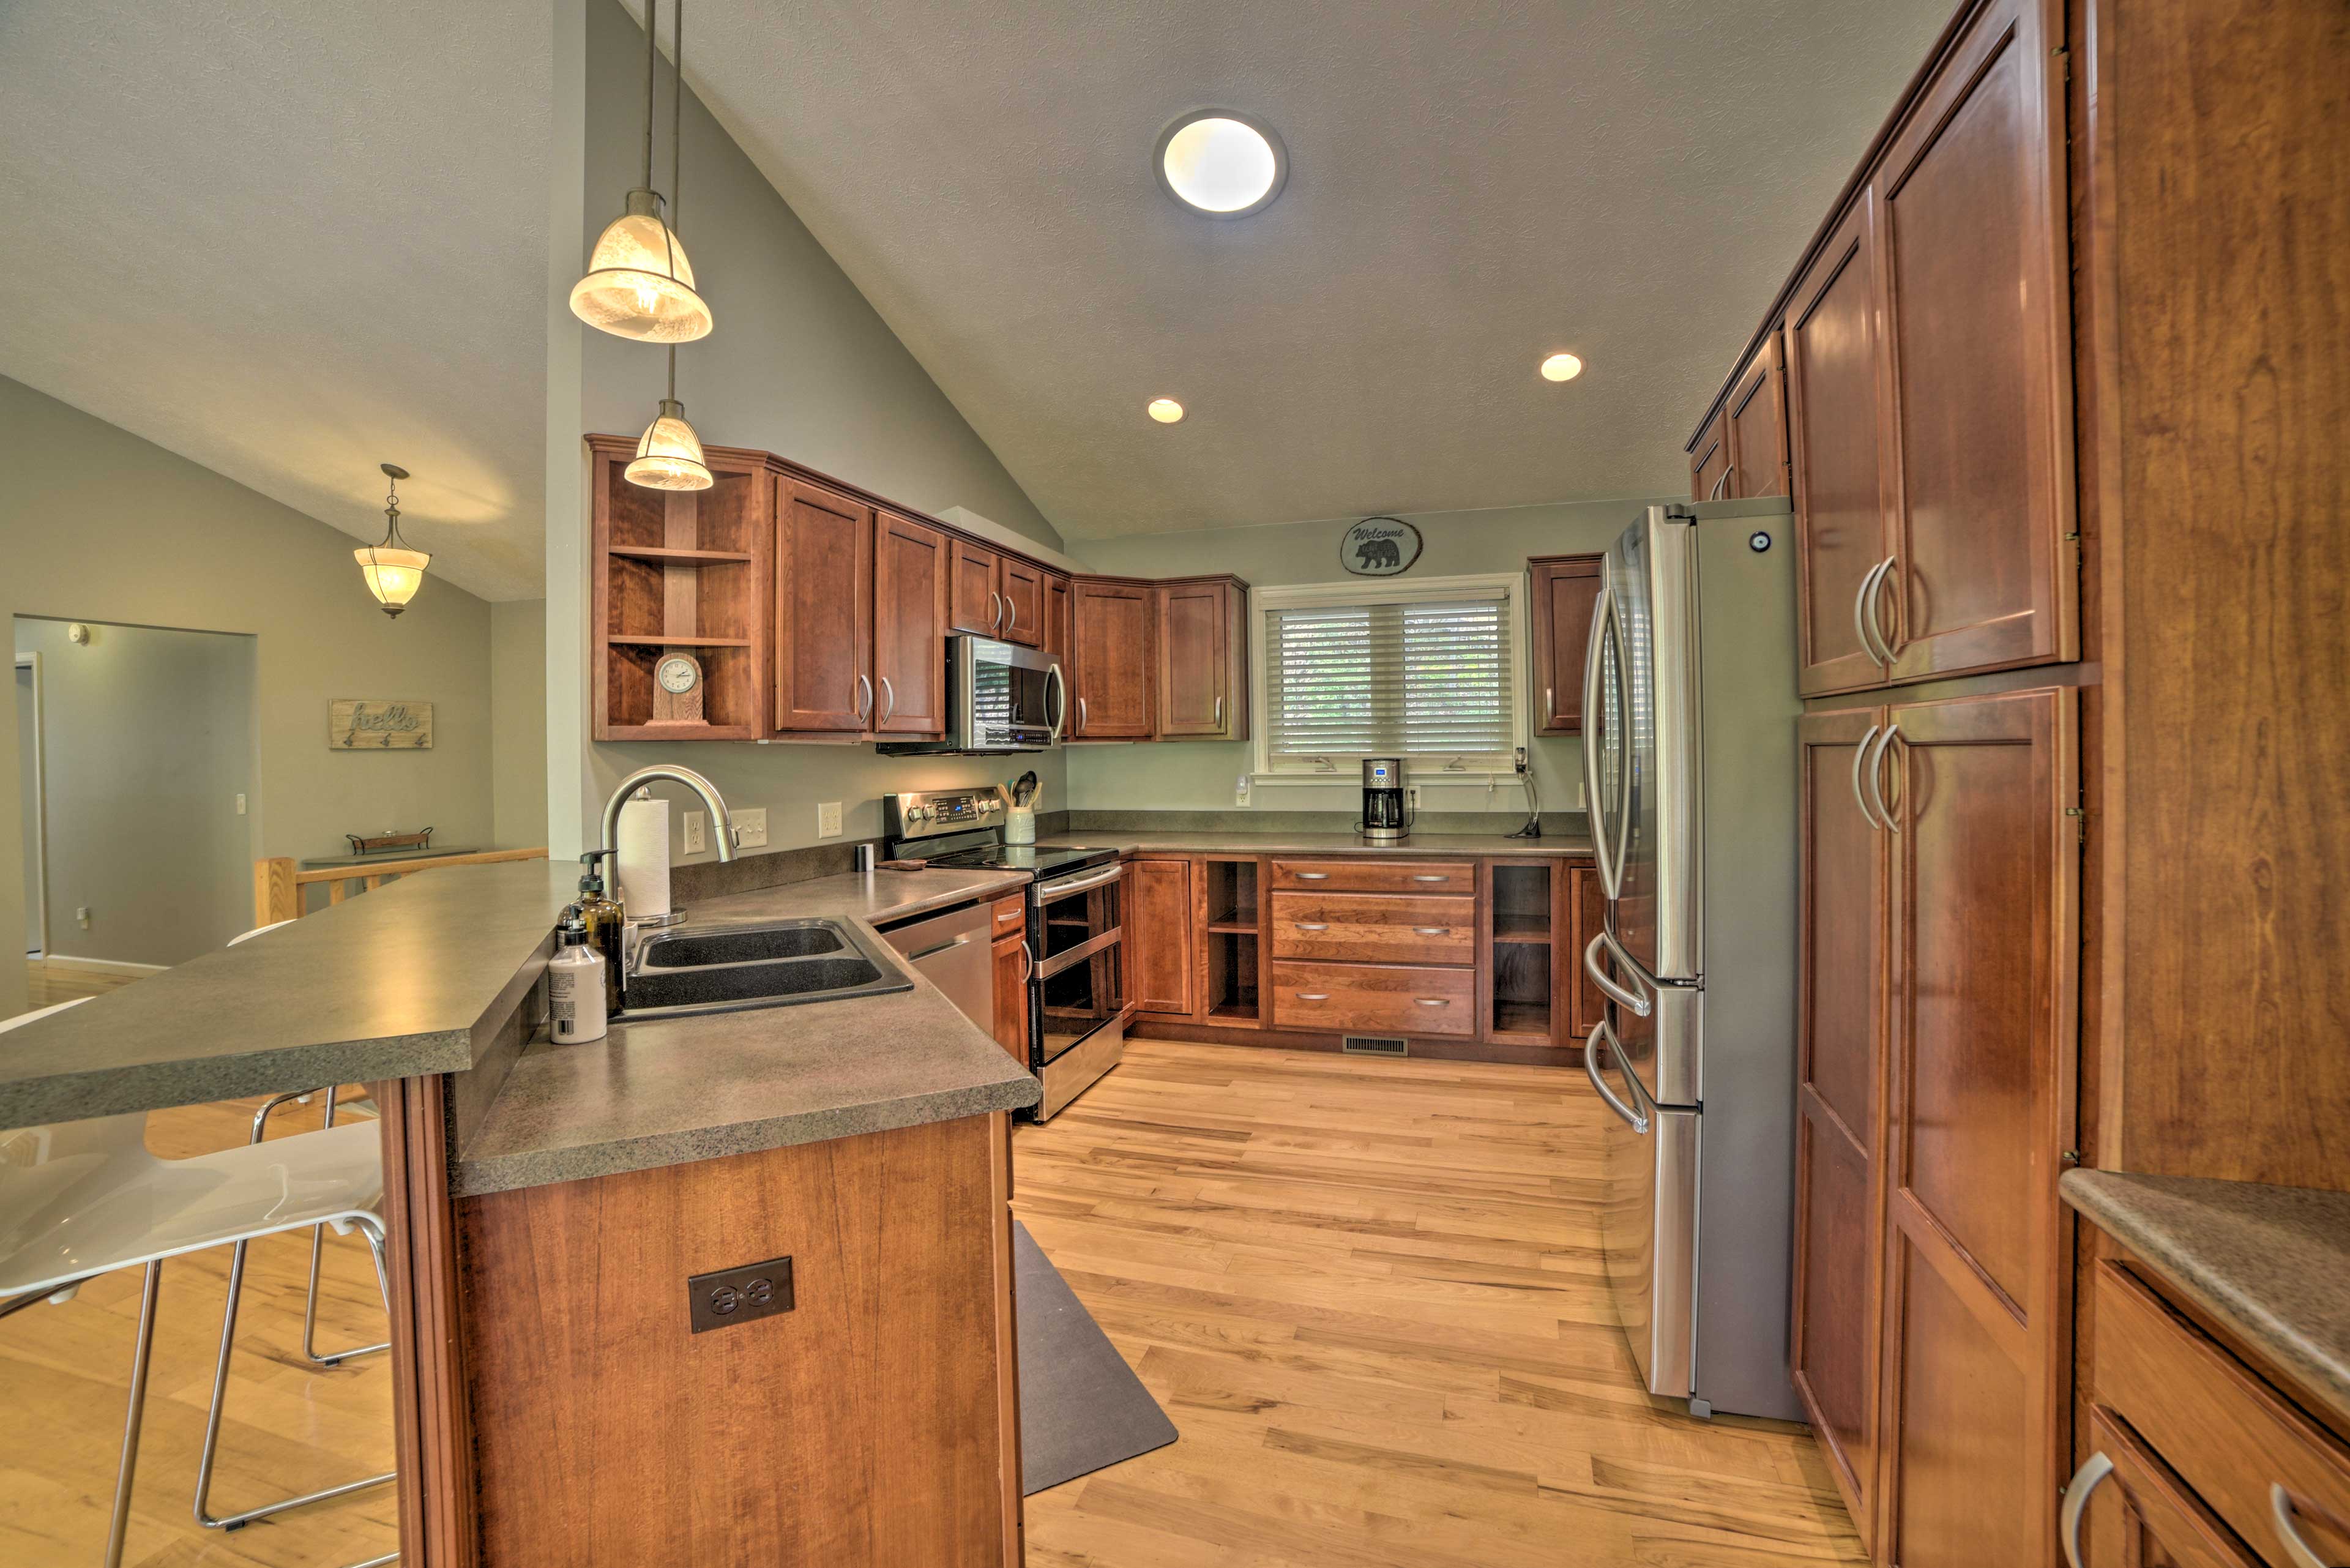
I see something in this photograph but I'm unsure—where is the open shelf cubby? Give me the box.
[1203,859,1261,1025]
[1491,861,1555,944]
[1489,862,1556,1040]
[1203,858,1259,930]
[595,454,766,740]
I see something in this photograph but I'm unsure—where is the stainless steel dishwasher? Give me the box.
[876,900,994,1031]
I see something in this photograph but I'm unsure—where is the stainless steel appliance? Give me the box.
[875,635,1064,755]
[1359,756,1408,843]
[878,900,994,1031]
[1578,496,1802,1421]
[884,788,1130,1120]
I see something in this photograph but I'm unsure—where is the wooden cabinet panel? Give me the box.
[1157,577,1244,739]
[873,511,949,737]
[1270,960,1477,1037]
[1042,573,1070,662]
[1726,331,1789,499]
[1795,1118,1878,1542]
[1689,408,1731,502]
[1069,579,1156,739]
[990,895,1028,941]
[998,556,1044,648]
[1126,857,1193,1015]
[1786,196,1897,697]
[950,537,1001,637]
[1529,555,1603,737]
[774,478,874,734]
[1269,892,1474,966]
[991,935,1029,1064]
[1873,0,2072,686]
[1269,859,1475,895]
[1565,862,1605,1040]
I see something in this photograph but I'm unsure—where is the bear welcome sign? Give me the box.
[1340,516,1422,577]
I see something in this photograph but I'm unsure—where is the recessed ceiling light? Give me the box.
[1541,353,1584,383]
[1147,398,1185,424]
[1155,111,1287,217]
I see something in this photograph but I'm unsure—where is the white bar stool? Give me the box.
[0,998,398,1568]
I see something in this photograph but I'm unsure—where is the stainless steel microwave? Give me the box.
[876,635,1064,755]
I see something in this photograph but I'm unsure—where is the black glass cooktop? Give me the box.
[919,841,1118,879]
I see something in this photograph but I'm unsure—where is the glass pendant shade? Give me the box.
[625,398,714,490]
[356,544,430,616]
[572,191,711,343]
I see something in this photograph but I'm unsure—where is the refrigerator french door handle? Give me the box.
[1580,584,1613,893]
[1583,1018,1647,1133]
[1584,930,1651,1018]
[1850,723,1884,831]
[1853,558,1893,668]
[1865,723,1902,833]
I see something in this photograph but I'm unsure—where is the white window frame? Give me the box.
[1250,570,1529,786]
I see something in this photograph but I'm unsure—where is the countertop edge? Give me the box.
[2062,1168,2350,1432]
[4,1028,477,1126]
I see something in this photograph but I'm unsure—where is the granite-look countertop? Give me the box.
[2062,1169,2350,1430]
[449,867,1040,1197]
[1069,831,1595,859]
[0,859,581,1126]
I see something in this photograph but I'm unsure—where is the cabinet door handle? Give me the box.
[989,590,1004,633]
[1076,695,1088,734]
[1294,922,1330,931]
[1296,992,1330,1001]
[2059,1452,2113,1568]
[1411,874,1450,883]
[1546,684,1555,720]
[1414,927,1452,936]
[1294,872,1329,881]
[1853,558,1893,668]
[1868,556,1902,663]
[855,673,873,723]
[1866,723,1901,834]
[996,906,1024,925]
[1709,461,1732,501]
[1214,695,1223,730]
[2272,1485,2332,1568]
[1850,723,1884,831]
[1414,998,1451,1007]
[1018,940,1034,985]
[878,676,895,727]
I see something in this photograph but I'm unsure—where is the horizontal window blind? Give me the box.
[1264,592,1514,767]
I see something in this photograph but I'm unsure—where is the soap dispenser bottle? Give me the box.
[576,849,626,1011]
[548,905,608,1044]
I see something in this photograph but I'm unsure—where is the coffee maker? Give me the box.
[1360,756,1409,843]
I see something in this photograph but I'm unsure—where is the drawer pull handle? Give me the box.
[1295,872,1329,881]
[1415,998,1450,1007]
[1411,874,1450,883]
[2059,1451,2113,1568]
[2273,1485,2330,1568]
[1414,927,1452,936]
[1294,922,1330,931]
[996,908,1024,924]
[1296,992,1330,1001]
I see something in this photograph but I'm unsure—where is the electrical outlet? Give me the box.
[1235,774,1251,807]
[234,793,247,816]
[686,1255,794,1334]
[734,807,769,848]
[816,801,843,839]
[682,810,707,854]
[1406,784,1422,810]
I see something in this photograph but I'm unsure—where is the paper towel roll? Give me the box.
[616,797,672,917]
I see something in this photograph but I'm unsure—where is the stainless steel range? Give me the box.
[885,788,1131,1120]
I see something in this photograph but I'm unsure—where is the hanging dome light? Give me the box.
[626,388,713,490]
[570,0,711,343]
[355,464,430,618]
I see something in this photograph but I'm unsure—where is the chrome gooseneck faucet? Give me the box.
[599,764,740,865]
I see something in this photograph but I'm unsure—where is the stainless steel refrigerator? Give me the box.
[1578,496,1802,1421]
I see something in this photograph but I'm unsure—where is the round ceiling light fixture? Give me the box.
[1540,353,1585,383]
[1147,397,1185,424]
[1155,111,1287,217]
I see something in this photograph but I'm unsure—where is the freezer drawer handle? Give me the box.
[2058,1452,2113,1568]
[1583,930,1651,1018]
[1583,1020,1647,1134]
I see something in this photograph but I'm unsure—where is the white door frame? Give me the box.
[15,651,48,957]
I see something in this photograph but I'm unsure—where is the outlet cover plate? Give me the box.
[734,807,769,848]
[687,1255,794,1334]
[816,801,843,839]
[682,810,706,854]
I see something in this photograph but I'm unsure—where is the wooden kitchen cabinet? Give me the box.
[1725,331,1789,499]
[990,931,1029,1064]
[1126,857,1193,1015]
[1042,572,1071,662]
[1528,554,1603,736]
[873,510,950,737]
[1564,861,1605,1040]
[949,536,1001,637]
[1069,577,1157,739]
[774,476,875,734]
[998,555,1044,648]
[1689,407,1731,502]
[1157,575,1248,741]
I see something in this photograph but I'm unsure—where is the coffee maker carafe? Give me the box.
[1360,756,1409,843]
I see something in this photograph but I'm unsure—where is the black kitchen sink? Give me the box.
[619,918,909,1019]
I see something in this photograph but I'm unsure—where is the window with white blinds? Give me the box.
[1260,580,1520,774]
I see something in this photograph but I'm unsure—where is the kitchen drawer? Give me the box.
[1269,892,1474,966]
[2092,1260,2350,1568]
[990,894,1028,938]
[1268,859,1474,895]
[1270,960,1475,1036]
[2076,1406,2259,1568]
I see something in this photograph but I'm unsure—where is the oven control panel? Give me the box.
[884,786,1009,840]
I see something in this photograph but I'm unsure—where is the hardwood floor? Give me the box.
[1013,1039,1862,1567]
[0,1094,400,1567]
[23,957,147,1008]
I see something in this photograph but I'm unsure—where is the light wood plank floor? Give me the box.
[23,958,146,1009]
[0,1094,400,1567]
[1013,1039,1862,1568]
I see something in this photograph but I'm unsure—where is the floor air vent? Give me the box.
[1343,1035,1409,1057]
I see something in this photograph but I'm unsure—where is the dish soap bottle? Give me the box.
[576,849,627,1012]
[548,905,608,1044]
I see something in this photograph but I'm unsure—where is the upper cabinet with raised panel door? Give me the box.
[774,477,876,734]
[1068,577,1157,741]
[998,556,1044,648]
[872,511,950,738]
[1690,408,1731,502]
[1042,572,1070,662]
[1528,554,1603,736]
[949,537,1001,638]
[1157,575,1248,741]
[1726,332,1789,499]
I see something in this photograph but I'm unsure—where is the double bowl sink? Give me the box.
[619,917,911,1020]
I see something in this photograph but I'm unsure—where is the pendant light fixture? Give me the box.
[355,464,430,618]
[625,0,712,491]
[570,0,711,343]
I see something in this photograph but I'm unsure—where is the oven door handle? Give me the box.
[1039,862,1125,902]
[1037,927,1121,980]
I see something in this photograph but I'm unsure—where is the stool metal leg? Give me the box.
[103,1260,162,1568]
[254,1087,389,1367]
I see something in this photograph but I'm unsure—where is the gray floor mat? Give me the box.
[1015,1220,1179,1495]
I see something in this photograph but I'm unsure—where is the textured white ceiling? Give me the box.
[635,0,1954,539]
[0,2,551,600]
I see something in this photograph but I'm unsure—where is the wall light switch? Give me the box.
[734,807,769,848]
[234,793,247,816]
[682,810,707,854]
[75,906,91,928]
[816,801,843,839]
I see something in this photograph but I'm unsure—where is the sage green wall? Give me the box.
[564,0,1067,865]
[0,374,501,1018]
[1063,498,1672,819]
[491,599,550,849]
[14,618,255,966]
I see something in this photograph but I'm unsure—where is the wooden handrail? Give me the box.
[255,847,549,926]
